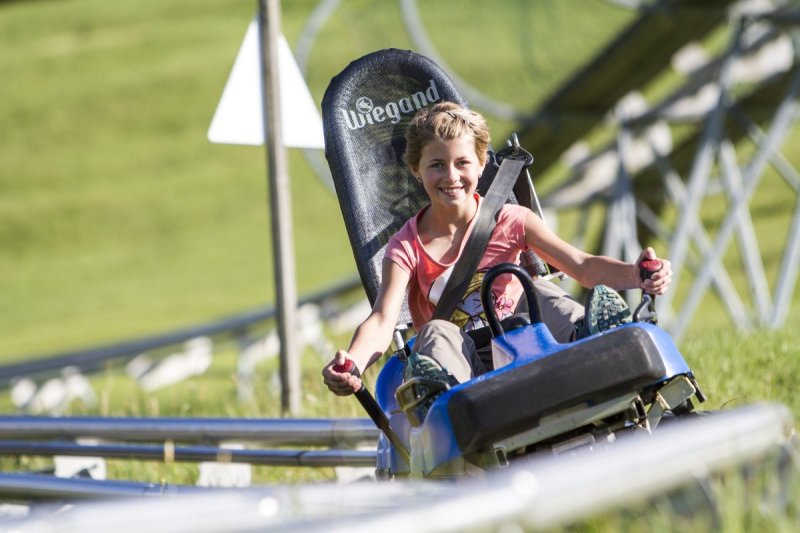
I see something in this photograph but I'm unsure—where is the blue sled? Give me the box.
[373,263,704,478]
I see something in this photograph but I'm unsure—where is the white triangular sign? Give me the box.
[208,18,324,149]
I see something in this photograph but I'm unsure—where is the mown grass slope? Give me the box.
[0,0,634,359]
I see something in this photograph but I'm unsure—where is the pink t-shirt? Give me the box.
[385,195,530,332]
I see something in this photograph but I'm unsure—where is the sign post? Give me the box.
[209,4,325,416]
[258,0,299,415]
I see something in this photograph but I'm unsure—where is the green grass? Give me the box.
[0,0,636,359]
[685,327,800,416]
[0,0,353,358]
[1,0,796,359]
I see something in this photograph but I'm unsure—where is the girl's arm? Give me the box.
[322,259,410,396]
[523,211,672,293]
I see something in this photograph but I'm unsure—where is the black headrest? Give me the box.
[322,49,468,321]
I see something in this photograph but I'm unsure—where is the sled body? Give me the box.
[375,319,699,477]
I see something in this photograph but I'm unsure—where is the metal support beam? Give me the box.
[672,67,800,339]
[563,11,800,337]
[718,139,772,321]
[662,18,743,315]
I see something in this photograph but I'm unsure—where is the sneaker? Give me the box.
[578,285,631,338]
[395,353,457,427]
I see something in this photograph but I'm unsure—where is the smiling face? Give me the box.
[411,134,484,210]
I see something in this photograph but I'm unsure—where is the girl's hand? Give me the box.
[635,247,673,295]
[322,350,363,396]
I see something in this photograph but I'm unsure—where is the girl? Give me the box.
[323,102,672,396]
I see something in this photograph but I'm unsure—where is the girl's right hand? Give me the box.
[322,350,363,396]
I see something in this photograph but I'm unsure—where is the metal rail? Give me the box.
[0,276,361,387]
[0,441,376,468]
[0,416,379,446]
[0,404,793,530]
[325,404,795,533]
[0,473,206,501]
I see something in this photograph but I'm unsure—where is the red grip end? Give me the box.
[639,258,663,281]
[333,359,355,374]
[639,258,663,272]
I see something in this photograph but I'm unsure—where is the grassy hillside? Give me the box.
[1,0,798,383]
[0,0,635,359]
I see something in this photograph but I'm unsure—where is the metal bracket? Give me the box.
[647,375,698,430]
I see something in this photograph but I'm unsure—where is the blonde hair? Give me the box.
[404,102,490,170]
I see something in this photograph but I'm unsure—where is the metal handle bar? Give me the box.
[480,262,543,338]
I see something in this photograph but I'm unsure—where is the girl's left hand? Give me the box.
[635,247,672,295]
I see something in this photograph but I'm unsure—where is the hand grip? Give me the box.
[333,359,355,374]
[635,258,661,324]
[638,258,663,281]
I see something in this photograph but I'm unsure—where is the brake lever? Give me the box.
[333,359,410,465]
[632,258,662,324]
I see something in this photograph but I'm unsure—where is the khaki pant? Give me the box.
[531,278,584,343]
[413,279,584,383]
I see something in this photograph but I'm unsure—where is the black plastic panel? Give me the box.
[448,327,667,454]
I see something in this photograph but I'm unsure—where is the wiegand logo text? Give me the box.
[341,79,441,130]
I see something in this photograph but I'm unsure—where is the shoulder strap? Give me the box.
[431,156,526,321]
